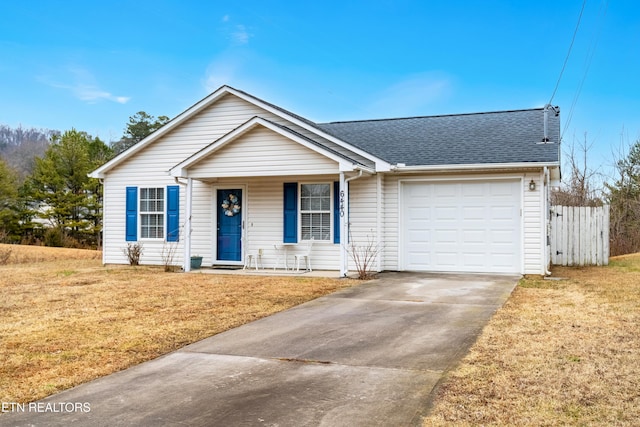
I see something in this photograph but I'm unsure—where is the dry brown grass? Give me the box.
[423,254,640,426]
[0,244,354,404]
[0,244,102,265]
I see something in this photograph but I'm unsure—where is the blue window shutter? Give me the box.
[125,187,137,241]
[283,182,298,243]
[333,181,340,244]
[166,185,179,242]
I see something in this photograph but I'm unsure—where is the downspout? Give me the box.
[543,166,551,276]
[98,178,106,265]
[174,177,193,272]
[340,169,365,277]
[376,174,383,273]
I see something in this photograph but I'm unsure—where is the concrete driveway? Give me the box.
[2,272,518,427]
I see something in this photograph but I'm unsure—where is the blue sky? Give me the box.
[0,1,637,176]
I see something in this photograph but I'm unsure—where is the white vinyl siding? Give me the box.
[99,91,371,269]
[346,175,381,272]
[240,176,341,270]
[382,175,401,271]
[522,172,545,274]
[187,127,340,177]
[101,94,281,266]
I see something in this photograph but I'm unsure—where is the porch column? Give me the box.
[376,173,383,273]
[183,178,193,272]
[339,172,348,277]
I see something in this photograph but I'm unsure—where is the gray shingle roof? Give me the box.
[317,108,560,166]
[228,85,377,168]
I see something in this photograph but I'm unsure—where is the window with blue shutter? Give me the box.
[283,182,298,243]
[166,185,179,242]
[125,187,138,241]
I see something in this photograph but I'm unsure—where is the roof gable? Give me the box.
[170,117,368,177]
[90,85,387,178]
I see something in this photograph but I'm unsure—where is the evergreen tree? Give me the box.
[111,111,170,154]
[0,159,21,242]
[606,140,640,255]
[28,129,111,247]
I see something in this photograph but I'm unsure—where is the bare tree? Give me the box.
[552,132,603,207]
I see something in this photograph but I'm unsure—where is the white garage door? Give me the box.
[401,179,521,273]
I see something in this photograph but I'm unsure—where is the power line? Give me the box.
[548,0,587,106]
[561,0,609,140]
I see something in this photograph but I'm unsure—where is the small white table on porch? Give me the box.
[273,243,296,270]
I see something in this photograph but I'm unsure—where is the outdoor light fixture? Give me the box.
[529,180,536,191]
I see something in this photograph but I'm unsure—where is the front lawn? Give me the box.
[423,253,640,426]
[0,244,353,403]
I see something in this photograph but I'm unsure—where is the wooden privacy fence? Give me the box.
[550,205,610,266]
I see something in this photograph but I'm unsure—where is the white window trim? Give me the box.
[299,182,333,242]
[139,187,165,240]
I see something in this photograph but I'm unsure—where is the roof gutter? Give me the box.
[351,164,375,174]
[391,161,560,173]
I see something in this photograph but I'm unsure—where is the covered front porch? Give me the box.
[174,174,366,276]
[168,115,378,276]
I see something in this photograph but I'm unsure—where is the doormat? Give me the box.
[213,266,243,270]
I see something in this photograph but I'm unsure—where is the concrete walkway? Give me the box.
[2,272,518,427]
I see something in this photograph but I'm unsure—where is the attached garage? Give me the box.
[400,179,522,274]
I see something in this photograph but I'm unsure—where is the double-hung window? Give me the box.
[300,183,331,241]
[140,188,164,239]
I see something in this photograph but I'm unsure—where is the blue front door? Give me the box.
[216,189,242,262]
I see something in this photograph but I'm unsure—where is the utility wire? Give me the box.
[561,0,609,140]
[548,0,587,106]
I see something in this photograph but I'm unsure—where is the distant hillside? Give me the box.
[0,125,59,180]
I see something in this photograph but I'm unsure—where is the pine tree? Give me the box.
[606,140,640,255]
[28,129,112,247]
[111,111,170,154]
[0,159,21,242]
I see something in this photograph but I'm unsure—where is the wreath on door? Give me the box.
[221,193,241,216]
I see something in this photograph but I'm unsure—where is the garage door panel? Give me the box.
[491,205,515,219]
[402,180,521,273]
[462,206,485,220]
[406,251,431,269]
[490,253,518,268]
[434,229,457,244]
[461,253,486,268]
[462,229,486,243]
[434,252,457,267]
[434,183,456,196]
[491,230,515,243]
[490,182,515,196]
[435,206,457,219]
[407,230,431,243]
[408,206,430,220]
